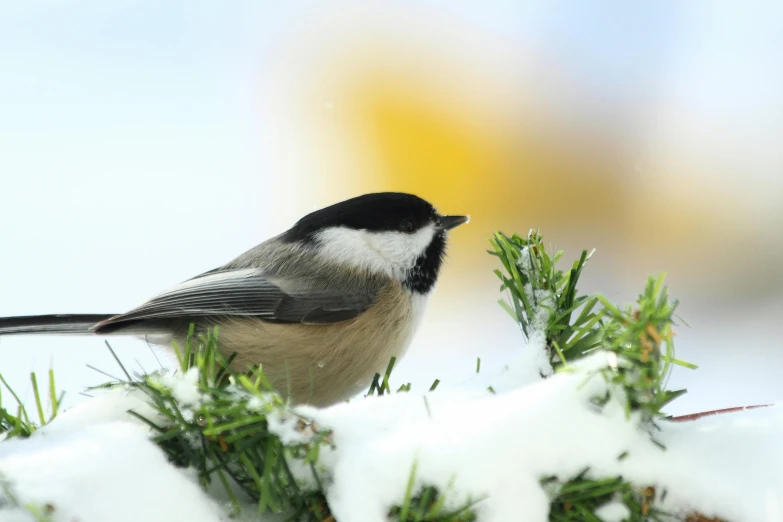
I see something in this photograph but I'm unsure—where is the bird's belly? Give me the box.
[211,285,427,406]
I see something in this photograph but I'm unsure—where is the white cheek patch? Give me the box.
[315,225,436,277]
[367,226,436,272]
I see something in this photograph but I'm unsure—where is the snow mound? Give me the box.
[1,352,781,522]
[0,416,225,522]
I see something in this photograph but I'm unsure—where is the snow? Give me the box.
[594,500,631,522]
[462,284,554,392]
[517,285,556,380]
[512,246,557,382]
[28,387,163,437]
[2,349,782,522]
[0,420,226,522]
[518,246,533,271]
[266,410,312,446]
[154,367,204,408]
[303,353,783,522]
[305,352,648,521]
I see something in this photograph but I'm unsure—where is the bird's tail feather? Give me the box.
[0,314,116,335]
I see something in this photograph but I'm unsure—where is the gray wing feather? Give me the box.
[104,269,374,325]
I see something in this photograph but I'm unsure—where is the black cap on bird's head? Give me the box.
[282,192,467,242]
[282,192,469,293]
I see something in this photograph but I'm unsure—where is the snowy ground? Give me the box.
[1,349,781,522]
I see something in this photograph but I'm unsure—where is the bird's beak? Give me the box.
[439,215,470,231]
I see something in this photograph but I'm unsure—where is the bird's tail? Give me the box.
[0,314,116,336]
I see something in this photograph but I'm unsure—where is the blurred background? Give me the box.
[1,1,781,416]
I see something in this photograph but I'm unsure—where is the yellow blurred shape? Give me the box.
[337,71,627,256]
[276,14,772,296]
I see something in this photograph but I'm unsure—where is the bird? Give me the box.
[0,192,468,406]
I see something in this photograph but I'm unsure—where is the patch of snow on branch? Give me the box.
[2,351,782,522]
[515,284,555,382]
[466,284,555,393]
[25,387,163,437]
[302,353,783,522]
[0,421,226,522]
[155,367,204,407]
[594,500,631,522]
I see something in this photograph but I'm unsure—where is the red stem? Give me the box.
[669,404,772,422]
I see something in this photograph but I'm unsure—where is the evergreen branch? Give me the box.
[0,369,61,439]
[492,229,698,521]
[93,328,334,519]
[490,230,603,366]
[0,227,708,522]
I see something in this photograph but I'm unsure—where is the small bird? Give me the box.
[0,193,468,406]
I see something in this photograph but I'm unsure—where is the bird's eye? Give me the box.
[400,219,415,233]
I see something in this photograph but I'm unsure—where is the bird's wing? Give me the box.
[95,268,375,328]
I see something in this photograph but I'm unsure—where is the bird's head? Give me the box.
[282,192,469,293]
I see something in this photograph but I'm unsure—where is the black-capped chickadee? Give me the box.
[0,193,468,406]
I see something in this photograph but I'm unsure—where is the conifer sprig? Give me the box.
[489,230,603,367]
[491,229,697,520]
[0,369,61,439]
[120,329,483,521]
[90,327,334,518]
